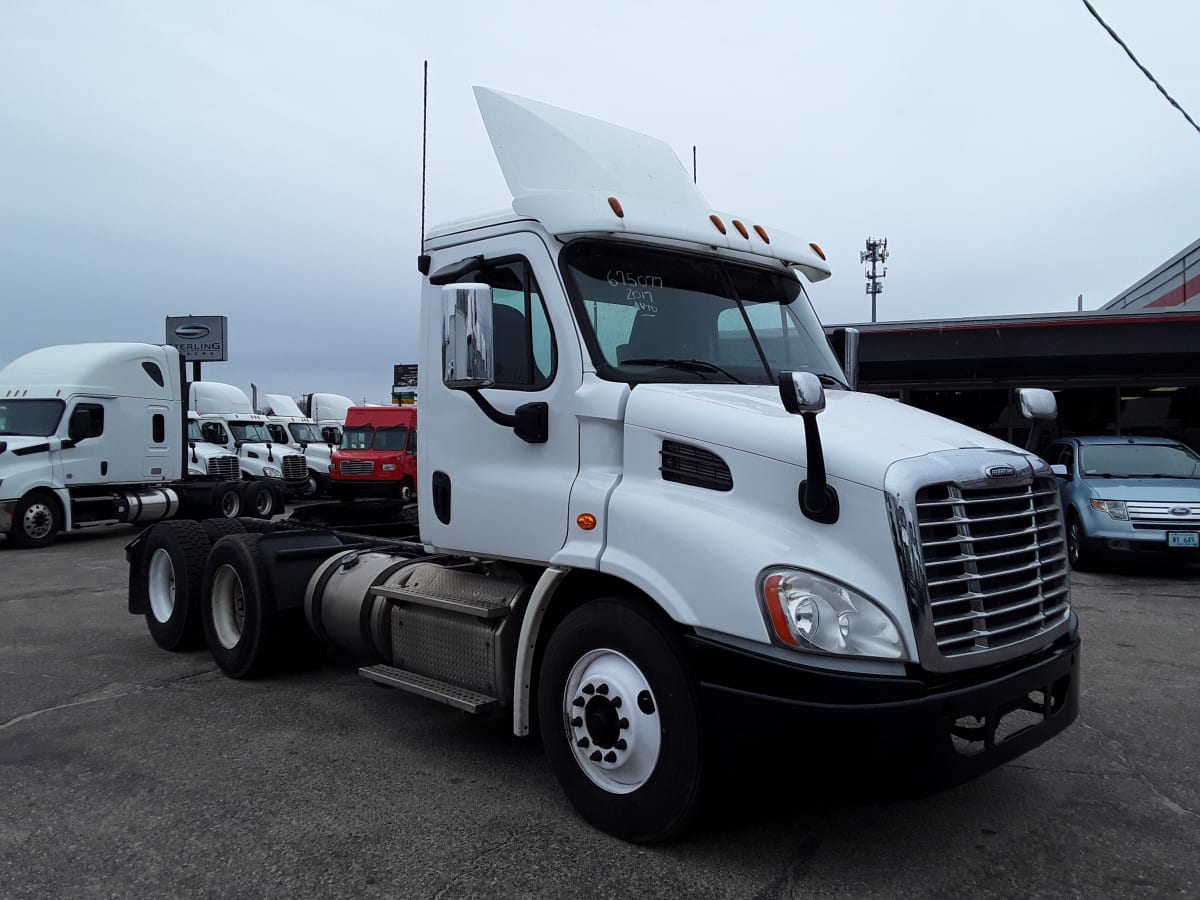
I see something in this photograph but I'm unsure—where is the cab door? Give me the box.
[419,232,582,563]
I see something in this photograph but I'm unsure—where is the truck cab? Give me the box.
[260,393,335,497]
[330,405,417,501]
[189,382,309,496]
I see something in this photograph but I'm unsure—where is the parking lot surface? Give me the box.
[1,526,1198,899]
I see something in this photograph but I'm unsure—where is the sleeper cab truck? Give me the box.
[302,392,354,446]
[0,342,253,547]
[124,88,1079,842]
[330,405,418,502]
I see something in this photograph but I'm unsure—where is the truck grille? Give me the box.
[915,476,1070,662]
[340,460,374,476]
[281,454,307,482]
[206,456,240,480]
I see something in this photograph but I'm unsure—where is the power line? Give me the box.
[1080,0,1200,137]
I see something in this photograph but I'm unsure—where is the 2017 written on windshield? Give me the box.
[607,269,662,314]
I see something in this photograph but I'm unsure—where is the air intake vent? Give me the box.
[660,441,732,492]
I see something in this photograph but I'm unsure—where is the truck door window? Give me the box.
[201,422,228,444]
[267,424,288,444]
[74,403,105,438]
[467,260,555,390]
[407,429,417,453]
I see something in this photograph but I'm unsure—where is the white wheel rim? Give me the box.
[22,502,54,540]
[306,475,318,496]
[147,548,176,624]
[563,649,661,794]
[255,490,273,516]
[210,564,247,650]
[221,491,240,517]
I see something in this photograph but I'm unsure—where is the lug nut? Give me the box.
[604,751,617,763]
[572,697,585,708]
[611,696,622,708]
[582,684,595,695]
[571,716,583,728]
[597,683,609,695]
[590,750,602,762]
[615,739,627,751]
[618,718,629,730]
[577,737,590,748]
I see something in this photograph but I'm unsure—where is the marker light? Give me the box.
[809,242,826,260]
[753,225,770,244]
[732,219,749,239]
[759,569,906,659]
[709,215,727,235]
[576,513,597,531]
[607,197,625,218]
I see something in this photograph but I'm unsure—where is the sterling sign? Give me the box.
[165,315,228,362]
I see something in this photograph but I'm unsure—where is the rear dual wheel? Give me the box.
[141,520,221,650]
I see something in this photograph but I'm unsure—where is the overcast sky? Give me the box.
[2,0,1198,404]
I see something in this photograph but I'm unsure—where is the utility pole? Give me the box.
[861,237,889,323]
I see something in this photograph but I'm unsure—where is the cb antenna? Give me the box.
[418,60,431,275]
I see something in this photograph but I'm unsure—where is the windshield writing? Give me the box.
[562,241,845,386]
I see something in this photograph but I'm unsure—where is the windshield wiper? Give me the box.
[619,358,746,384]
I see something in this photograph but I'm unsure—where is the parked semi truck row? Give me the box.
[0,345,288,547]
[122,87,1080,842]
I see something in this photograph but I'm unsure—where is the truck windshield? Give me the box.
[374,426,408,451]
[289,423,323,444]
[0,399,66,436]
[341,426,373,450]
[228,421,273,443]
[1081,443,1200,478]
[561,240,846,386]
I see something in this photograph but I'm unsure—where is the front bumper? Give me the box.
[330,479,410,500]
[1081,509,1200,557]
[687,625,1080,795]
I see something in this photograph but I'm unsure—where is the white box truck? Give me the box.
[125,88,1079,842]
[0,343,260,547]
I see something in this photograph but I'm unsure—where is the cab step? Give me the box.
[359,664,500,714]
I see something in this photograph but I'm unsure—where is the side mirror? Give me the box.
[442,283,495,389]
[68,408,91,443]
[1050,463,1068,477]
[779,371,826,415]
[829,327,859,392]
[1018,388,1057,422]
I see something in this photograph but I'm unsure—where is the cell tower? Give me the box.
[861,237,889,323]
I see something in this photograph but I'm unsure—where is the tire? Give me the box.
[400,477,415,502]
[301,470,322,499]
[8,491,62,548]
[240,481,277,519]
[141,520,211,651]
[1067,512,1094,571]
[200,533,278,678]
[536,596,703,843]
[212,482,242,519]
[199,518,247,543]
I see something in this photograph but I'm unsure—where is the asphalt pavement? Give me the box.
[1,525,1197,899]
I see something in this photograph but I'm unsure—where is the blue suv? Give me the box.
[1047,436,1200,569]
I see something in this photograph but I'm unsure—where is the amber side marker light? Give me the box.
[732,219,749,239]
[762,574,800,648]
[608,197,625,218]
[809,242,827,260]
[577,513,597,531]
[753,225,770,244]
[709,214,727,235]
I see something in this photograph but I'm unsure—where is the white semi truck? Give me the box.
[0,343,262,547]
[257,392,335,498]
[301,392,353,445]
[189,381,309,513]
[124,88,1080,841]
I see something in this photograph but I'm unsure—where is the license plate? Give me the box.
[1168,532,1199,548]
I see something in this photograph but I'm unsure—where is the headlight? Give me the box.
[759,569,907,660]
[263,466,282,478]
[1090,499,1128,520]
[382,463,397,472]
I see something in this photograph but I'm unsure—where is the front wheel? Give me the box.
[1067,512,1094,571]
[8,491,62,548]
[537,596,703,843]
